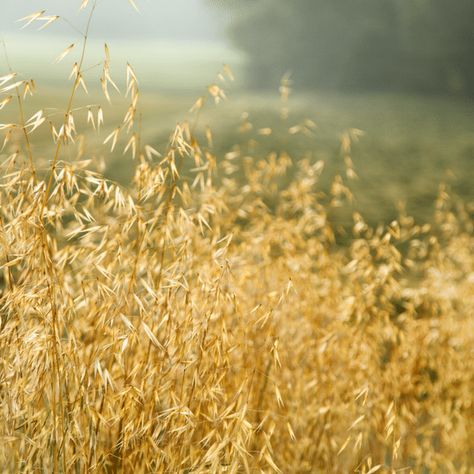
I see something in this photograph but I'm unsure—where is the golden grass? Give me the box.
[0,2,473,473]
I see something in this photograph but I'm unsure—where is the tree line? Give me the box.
[214,0,474,95]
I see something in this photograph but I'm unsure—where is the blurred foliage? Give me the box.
[214,0,474,95]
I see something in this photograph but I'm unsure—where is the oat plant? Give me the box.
[0,2,473,473]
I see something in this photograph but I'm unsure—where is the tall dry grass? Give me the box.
[0,2,473,472]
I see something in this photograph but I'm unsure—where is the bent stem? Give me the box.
[35,3,97,472]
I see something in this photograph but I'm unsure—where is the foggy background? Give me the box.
[0,0,236,91]
[1,0,473,224]
[225,0,474,95]
[0,0,223,40]
[2,0,474,95]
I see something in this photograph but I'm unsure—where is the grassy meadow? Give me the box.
[5,35,474,226]
[0,16,473,474]
[17,89,474,226]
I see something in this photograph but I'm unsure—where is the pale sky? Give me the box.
[0,0,240,92]
[0,0,224,41]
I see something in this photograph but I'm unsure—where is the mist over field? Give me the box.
[0,0,239,91]
[0,0,223,40]
[1,0,473,219]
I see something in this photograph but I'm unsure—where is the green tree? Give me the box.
[216,0,474,95]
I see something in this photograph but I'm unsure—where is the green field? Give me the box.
[109,91,474,225]
[2,36,474,225]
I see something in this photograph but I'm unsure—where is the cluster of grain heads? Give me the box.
[0,1,473,472]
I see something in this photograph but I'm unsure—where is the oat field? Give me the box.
[0,2,473,473]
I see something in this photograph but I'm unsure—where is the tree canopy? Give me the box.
[217,0,474,95]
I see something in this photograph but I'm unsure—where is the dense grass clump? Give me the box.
[0,2,473,472]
